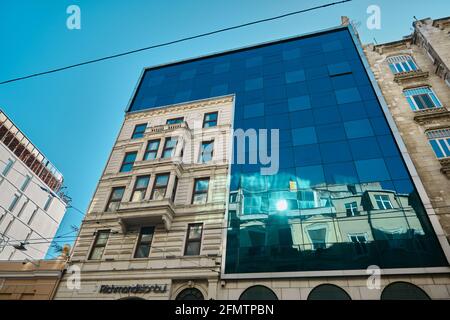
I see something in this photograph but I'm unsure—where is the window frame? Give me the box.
[404,87,442,111]
[345,201,359,217]
[427,129,450,159]
[191,177,210,205]
[8,194,20,212]
[143,139,160,161]
[43,195,53,211]
[306,225,327,251]
[198,140,214,163]
[166,117,184,125]
[134,226,155,259]
[387,55,418,74]
[171,176,178,203]
[130,175,150,202]
[21,175,31,192]
[203,112,218,128]
[184,223,203,256]
[131,123,147,139]
[105,186,125,212]
[161,137,178,159]
[119,151,138,173]
[348,233,369,256]
[2,159,14,176]
[374,194,393,210]
[151,173,170,200]
[88,230,110,260]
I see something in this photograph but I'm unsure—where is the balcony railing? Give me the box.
[413,106,450,125]
[147,122,189,135]
[394,70,429,83]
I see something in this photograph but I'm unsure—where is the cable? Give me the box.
[0,0,352,85]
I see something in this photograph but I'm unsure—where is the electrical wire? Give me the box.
[0,0,352,85]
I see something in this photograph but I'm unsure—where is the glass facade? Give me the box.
[127,27,448,275]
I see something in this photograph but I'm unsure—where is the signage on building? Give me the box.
[99,284,168,294]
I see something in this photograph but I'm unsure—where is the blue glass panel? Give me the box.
[244,103,265,119]
[316,123,347,143]
[355,159,391,183]
[384,157,409,180]
[289,110,314,129]
[323,162,358,184]
[335,87,362,104]
[338,102,368,121]
[245,77,264,91]
[292,127,317,146]
[320,141,353,163]
[313,106,341,125]
[344,119,374,139]
[296,165,325,188]
[328,62,351,76]
[285,70,306,83]
[349,137,382,160]
[293,145,322,166]
[429,140,444,158]
[288,95,311,111]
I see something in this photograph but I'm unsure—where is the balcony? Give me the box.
[116,199,175,232]
[440,158,450,178]
[394,70,429,84]
[145,122,189,136]
[413,107,450,126]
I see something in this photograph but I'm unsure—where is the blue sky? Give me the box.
[0,0,449,259]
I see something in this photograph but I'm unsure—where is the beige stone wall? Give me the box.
[364,38,450,240]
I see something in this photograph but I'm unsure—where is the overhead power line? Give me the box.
[0,0,352,85]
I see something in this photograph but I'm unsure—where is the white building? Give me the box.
[0,109,67,261]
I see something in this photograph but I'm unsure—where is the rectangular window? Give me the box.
[131,123,147,139]
[89,230,110,260]
[203,112,218,128]
[404,87,442,111]
[21,175,31,192]
[387,55,418,74]
[120,152,137,173]
[162,137,177,159]
[427,129,450,159]
[345,201,359,217]
[166,117,184,125]
[8,194,20,212]
[43,195,53,211]
[199,141,214,163]
[2,159,14,176]
[184,223,203,256]
[349,234,368,255]
[192,178,210,205]
[134,226,155,258]
[374,195,393,210]
[106,187,125,212]
[131,176,150,202]
[307,227,327,250]
[151,173,169,200]
[144,139,160,160]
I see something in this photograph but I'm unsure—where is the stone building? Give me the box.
[364,16,450,246]
[54,96,233,299]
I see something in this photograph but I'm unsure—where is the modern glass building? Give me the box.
[127,26,449,278]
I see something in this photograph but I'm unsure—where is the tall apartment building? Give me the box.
[54,96,233,299]
[56,23,450,300]
[0,110,67,260]
[364,16,450,250]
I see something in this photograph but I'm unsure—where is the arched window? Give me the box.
[175,288,204,300]
[386,55,418,74]
[239,285,278,300]
[307,284,351,300]
[381,282,430,300]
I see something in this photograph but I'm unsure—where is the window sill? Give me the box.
[394,70,429,83]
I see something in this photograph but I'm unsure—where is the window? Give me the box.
[404,87,442,111]
[120,152,137,172]
[349,234,368,255]
[192,178,209,205]
[239,286,278,300]
[144,140,160,160]
[445,74,450,88]
[427,129,450,159]
[21,175,31,192]
[375,195,393,210]
[307,284,351,300]
[166,117,184,125]
[43,195,53,211]
[8,194,20,212]
[171,176,178,202]
[307,226,327,250]
[184,223,203,256]
[106,187,125,211]
[89,230,110,260]
[162,137,178,159]
[199,141,214,163]
[2,159,13,176]
[386,55,418,74]
[151,173,169,200]
[203,112,218,128]
[134,226,154,258]
[131,176,150,202]
[345,201,359,217]
[131,123,147,139]
[176,288,204,301]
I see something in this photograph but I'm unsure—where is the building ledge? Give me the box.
[117,199,175,232]
[439,158,450,178]
[145,121,190,137]
[394,70,429,84]
[413,107,450,125]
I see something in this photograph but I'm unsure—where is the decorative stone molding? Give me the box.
[394,70,429,84]
[413,107,450,126]
[440,158,450,178]
[126,96,234,121]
